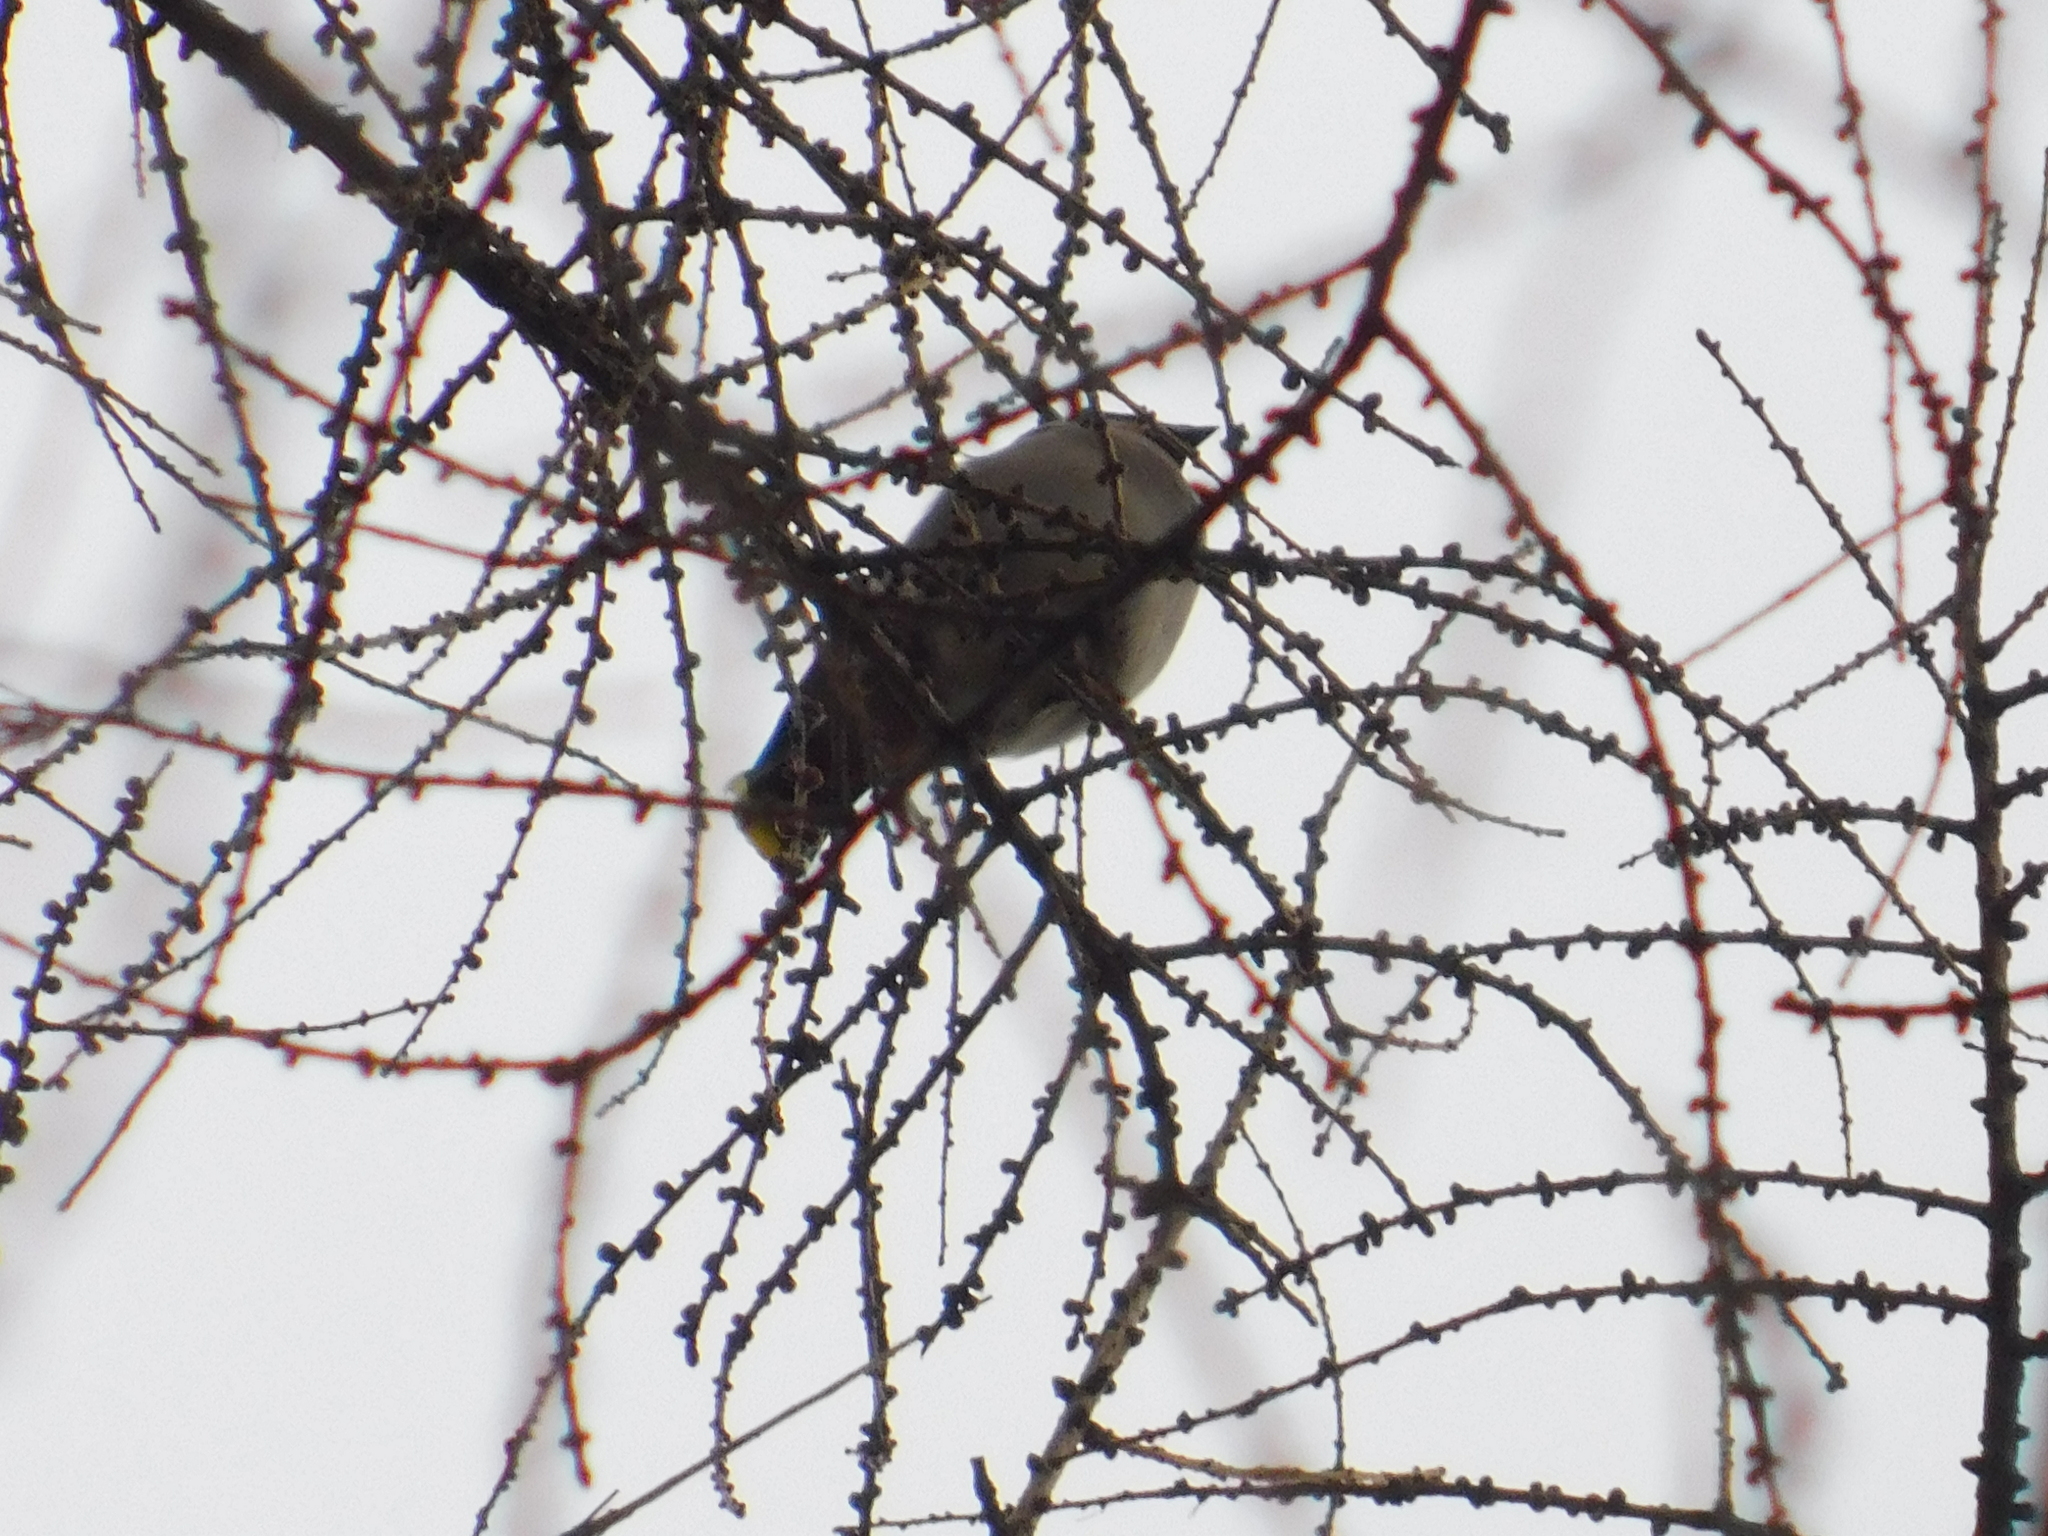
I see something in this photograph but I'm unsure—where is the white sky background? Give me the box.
[4,1,2048,1533]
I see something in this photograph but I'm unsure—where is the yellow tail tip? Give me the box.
[732,772,802,871]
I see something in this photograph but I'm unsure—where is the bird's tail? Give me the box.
[733,685,869,872]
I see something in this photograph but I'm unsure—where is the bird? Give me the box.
[734,414,1214,872]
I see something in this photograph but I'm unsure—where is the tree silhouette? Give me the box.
[3,2,2045,1533]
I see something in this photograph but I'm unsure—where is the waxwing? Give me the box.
[736,415,1213,871]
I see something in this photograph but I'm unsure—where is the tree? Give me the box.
[2,1,2044,1532]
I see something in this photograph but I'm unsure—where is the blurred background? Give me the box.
[3,1,2046,1532]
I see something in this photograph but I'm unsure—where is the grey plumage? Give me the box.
[736,415,1212,870]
